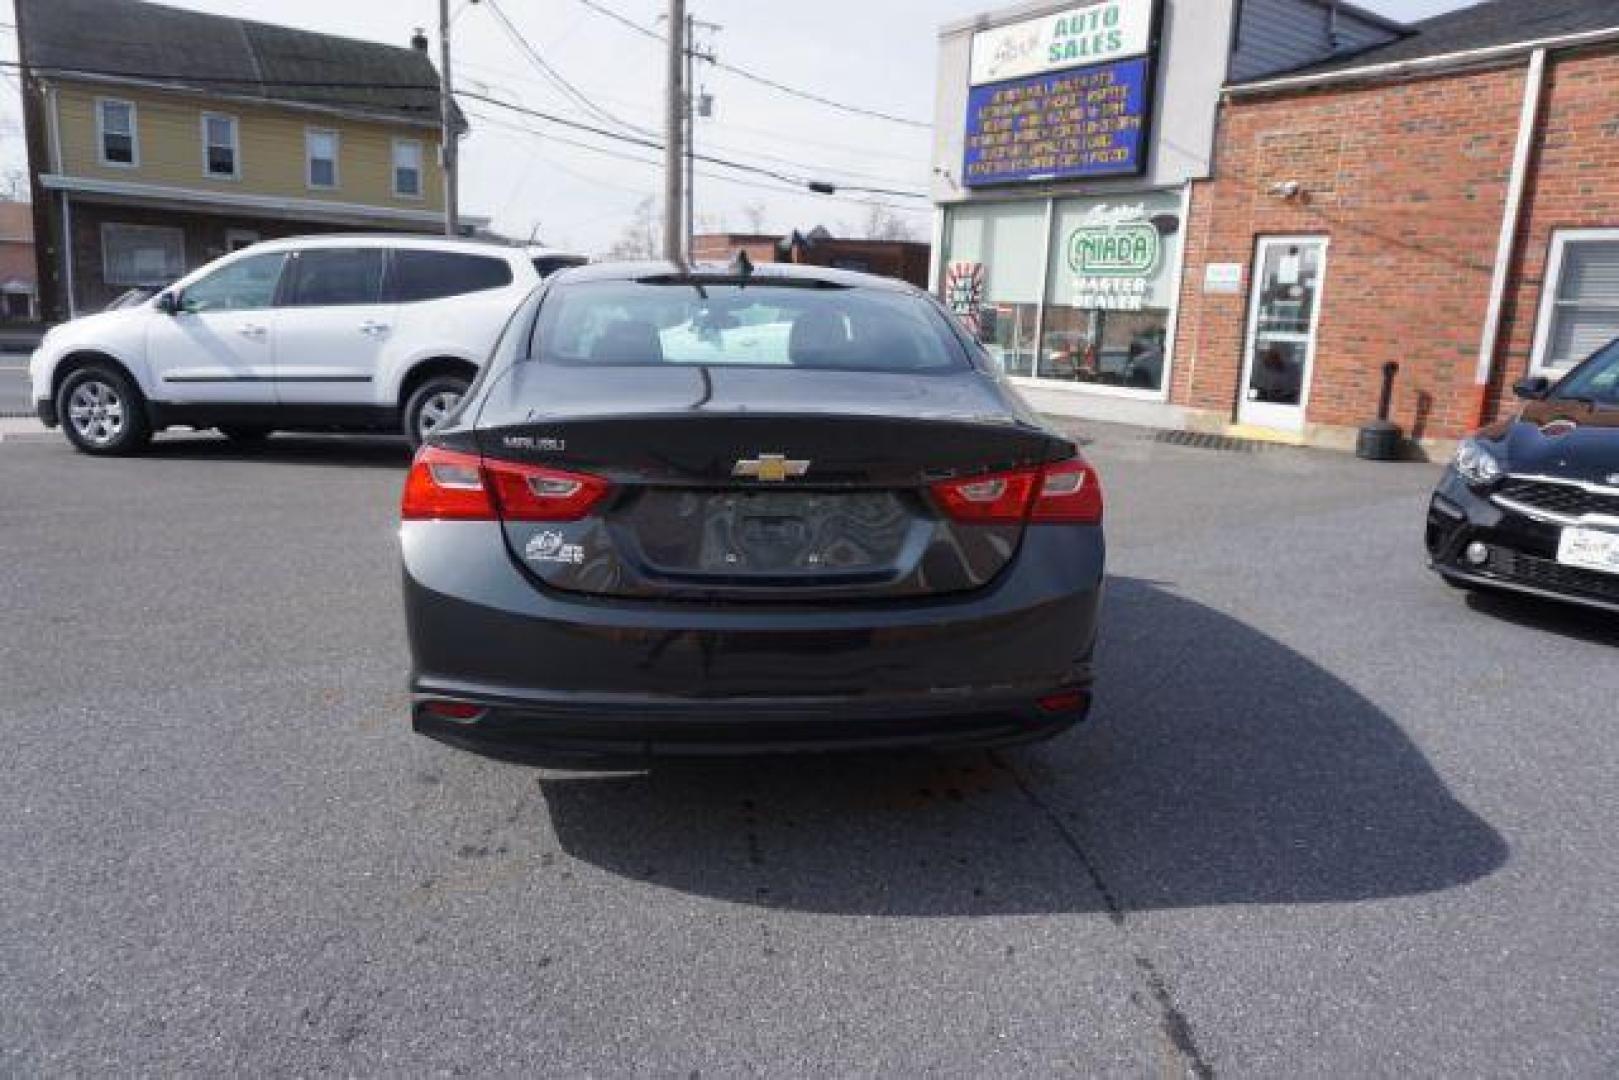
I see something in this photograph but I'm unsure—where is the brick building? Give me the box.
[0,202,38,322]
[692,228,931,288]
[931,0,1619,454]
[1171,0,1619,451]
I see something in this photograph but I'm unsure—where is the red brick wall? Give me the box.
[1491,50,1619,413]
[1173,65,1529,441]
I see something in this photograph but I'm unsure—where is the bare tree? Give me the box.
[741,200,769,234]
[861,201,918,242]
[606,197,660,260]
[695,211,729,236]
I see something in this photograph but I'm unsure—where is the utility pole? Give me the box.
[439,0,459,237]
[663,0,685,263]
[683,15,718,262]
[684,12,695,263]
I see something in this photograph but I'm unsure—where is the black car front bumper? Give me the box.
[1426,469,1619,614]
[404,520,1102,764]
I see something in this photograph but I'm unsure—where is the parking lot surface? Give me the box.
[2,426,1615,1076]
[0,361,32,418]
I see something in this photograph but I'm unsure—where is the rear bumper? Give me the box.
[1425,470,1619,615]
[413,691,1089,764]
[403,520,1103,761]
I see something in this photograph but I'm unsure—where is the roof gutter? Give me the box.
[1227,23,1619,96]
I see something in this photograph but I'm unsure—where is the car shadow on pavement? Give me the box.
[1463,590,1619,647]
[534,578,1508,915]
[144,433,412,469]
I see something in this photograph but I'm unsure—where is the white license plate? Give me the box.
[1557,526,1619,575]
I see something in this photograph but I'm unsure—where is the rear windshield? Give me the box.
[531,281,967,373]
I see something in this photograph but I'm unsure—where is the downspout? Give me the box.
[1473,48,1546,428]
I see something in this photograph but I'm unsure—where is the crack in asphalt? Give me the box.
[991,752,1215,1080]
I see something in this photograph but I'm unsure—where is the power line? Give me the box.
[482,0,655,139]
[451,56,925,187]
[463,104,928,215]
[0,60,437,91]
[568,0,929,129]
[457,88,927,199]
[0,58,926,199]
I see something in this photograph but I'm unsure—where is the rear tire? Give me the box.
[219,425,273,444]
[404,374,470,448]
[57,364,152,456]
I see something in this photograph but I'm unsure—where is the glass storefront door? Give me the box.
[1238,237,1329,432]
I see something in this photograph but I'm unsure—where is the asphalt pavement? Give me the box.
[1,425,1615,1075]
[0,357,33,418]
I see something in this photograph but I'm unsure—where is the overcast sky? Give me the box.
[2,0,1482,253]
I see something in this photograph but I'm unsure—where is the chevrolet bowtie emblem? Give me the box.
[733,453,810,482]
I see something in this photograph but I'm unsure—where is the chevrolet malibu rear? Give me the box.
[400,263,1105,762]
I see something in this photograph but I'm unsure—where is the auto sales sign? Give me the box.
[969,1,1154,87]
[964,1,1159,186]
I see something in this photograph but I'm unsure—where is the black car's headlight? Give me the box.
[1454,438,1504,486]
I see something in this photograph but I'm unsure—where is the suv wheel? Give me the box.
[404,375,470,447]
[58,365,152,456]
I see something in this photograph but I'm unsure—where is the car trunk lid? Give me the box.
[473,364,1061,600]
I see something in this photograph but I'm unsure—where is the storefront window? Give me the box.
[941,202,1046,376]
[1039,192,1180,392]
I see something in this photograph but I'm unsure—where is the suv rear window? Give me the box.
[285,248,386,307]
[390,250,514,302]
[532,281,966,373]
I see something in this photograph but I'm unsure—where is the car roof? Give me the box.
[246,234,529,257]
[556,259,919,294]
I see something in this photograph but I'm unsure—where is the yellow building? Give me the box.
[17,0,472,318]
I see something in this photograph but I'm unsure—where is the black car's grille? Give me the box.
[1496,478,1619,519]
[1487,548,1619,603]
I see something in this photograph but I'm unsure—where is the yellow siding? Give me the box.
[54,82,444,212]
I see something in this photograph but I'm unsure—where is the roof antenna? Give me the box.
[729,249,755,281]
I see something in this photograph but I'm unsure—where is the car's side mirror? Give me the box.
[155,291,181,315]
[1512,376,1551,400]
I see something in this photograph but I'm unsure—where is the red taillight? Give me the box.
[486,460,611,522]
[401,445,610,522]
[1029,458,1104,524]
[930,458,1103,525]
[402,446,494,520]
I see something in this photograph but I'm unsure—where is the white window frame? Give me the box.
[200,112,241,181]
[100,222,185,287]
[305,128,340,190]
[391,137,424,199]
[95,97,139,169]
[1529,227,1619,377]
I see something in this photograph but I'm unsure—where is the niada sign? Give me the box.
[970,0,1154,86]
[1062,200,1173,313]
[1068,221,1160,277]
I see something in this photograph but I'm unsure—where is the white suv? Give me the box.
[30,235,585,454]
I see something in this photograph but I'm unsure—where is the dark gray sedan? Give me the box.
[400,262,1106,763]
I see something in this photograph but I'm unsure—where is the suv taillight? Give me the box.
[930,458,1103,525]
[401,446,610,522]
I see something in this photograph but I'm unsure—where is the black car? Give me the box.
[1427,337,1619,614]
[400,262,1106,762]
